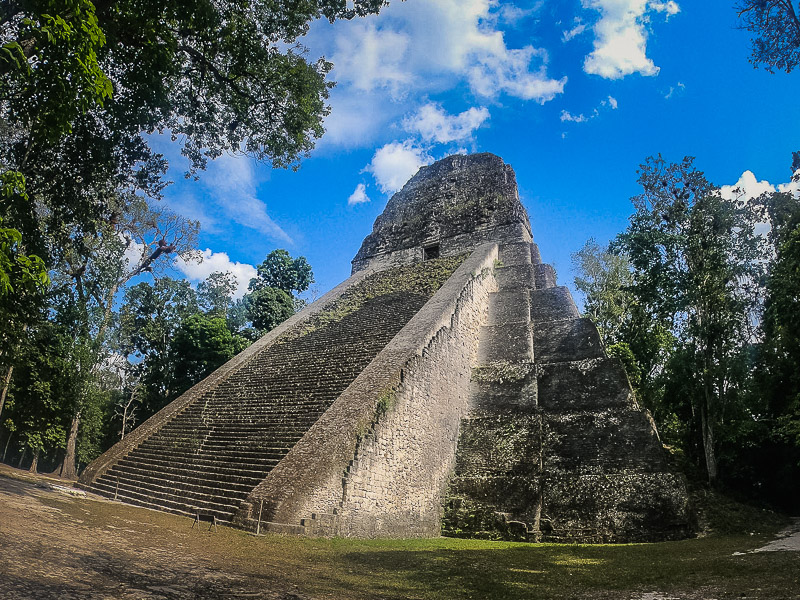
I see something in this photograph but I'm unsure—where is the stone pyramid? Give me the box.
[80,153,691,542]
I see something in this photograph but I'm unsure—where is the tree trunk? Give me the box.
[0,364,13,421]
[2,431,12,462]
[17,447,26,469]
[700,383,718,485]
[59,408,81,480]
[28,447,39,473]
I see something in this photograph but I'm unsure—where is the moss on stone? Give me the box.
[283,255,466,340]
[472,362,535,384]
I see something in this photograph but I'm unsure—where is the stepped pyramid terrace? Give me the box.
[80,153,693,542]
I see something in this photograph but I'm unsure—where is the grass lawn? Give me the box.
[1,465,797,599]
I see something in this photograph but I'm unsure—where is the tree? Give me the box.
[572,236,675,416]
[247,286,295,333]
[754,187,800,503]
[617,156,765,484]
[48,197,198,479]
[2,0,388,257]
[119,277,199,418]
[198,271,237,317]
[737,0,800,72]
[169,314,250,397]
[0,215,48,421]
[1,322,75,472]
[239,249,314,336]
[250,249,313,295]
[571,238,634,344]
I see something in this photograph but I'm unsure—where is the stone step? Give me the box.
[530,287,580,322]
[134,442,292,462]
[531,243,543,265]
[494,265,534,291]
[120,450,279,474]
[109,461,265,490]
[258,521,309,535]
[150,426,309,439]
[469,364,537,409]
[533,264,556,289]
[498,243,533,266]
[532,318,604,364]
[113,460,270,488]
[101,468,253,504]
[98,471,249,510]
[542,409,667,471]
[89,478,239,522]
[165,417,323,429]
[478,324,533,364]
[487,290,531,326]
[537,357,634,412]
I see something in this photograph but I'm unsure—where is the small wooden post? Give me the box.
[256,499,263,536]
[114,475,119,501]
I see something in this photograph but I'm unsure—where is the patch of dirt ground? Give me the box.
[0,467,307,600]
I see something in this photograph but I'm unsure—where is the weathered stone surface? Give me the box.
[537,358,633,412]
[533,318,605,363]
[530,287,581,322]
[80,257,464,523]
[352,154,531,273]
[540,472,692,542]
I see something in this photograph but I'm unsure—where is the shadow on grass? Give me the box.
[303,537,800,600]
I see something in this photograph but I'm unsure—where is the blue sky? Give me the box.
[160,0,800,305]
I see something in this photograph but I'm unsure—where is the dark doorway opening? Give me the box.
[423,244,440,261]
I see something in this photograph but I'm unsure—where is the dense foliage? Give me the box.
[573,155,800,508]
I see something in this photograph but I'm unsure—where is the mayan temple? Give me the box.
[79,153,692,542]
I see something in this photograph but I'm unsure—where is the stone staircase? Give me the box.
[84,258,463,524]
[444,242,542,540]
[444,242,691,543]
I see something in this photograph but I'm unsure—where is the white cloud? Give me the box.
[204,155,292,244]
[402,104,490,144]
[582,0,679,80]
[563,21,588,42]
[330,22,413,97]
[316,0,566,104]
[497,3,541,25]
[348,183,370,205]
[365,141,432,194]
[664,81,685,99]
[561,110,590,123]
[175,249,257,300]
[720,170,776,202]
[560,96,619,124]
[319,92,400,148]
[468,46,566,103]
[720,170,800,239]
[650,1,680,16]
[779,171,800,197]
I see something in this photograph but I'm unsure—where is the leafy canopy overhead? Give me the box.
[737,0,800,73]
[2,0,388,174]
